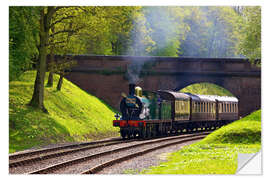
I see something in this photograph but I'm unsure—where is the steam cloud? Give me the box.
[126,58,145,84]
[126,7,178,84]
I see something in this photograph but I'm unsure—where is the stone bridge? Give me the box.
[56,55,261,117]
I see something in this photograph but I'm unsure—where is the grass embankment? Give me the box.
[9,71,118,153]
[143,110,261,174]
[180,82,234,97]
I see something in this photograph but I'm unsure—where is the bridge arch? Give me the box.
[62,55,261,117]
[177,82,235,97]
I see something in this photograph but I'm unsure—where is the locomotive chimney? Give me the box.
[129,83,136,96]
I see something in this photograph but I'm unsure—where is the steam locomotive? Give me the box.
[113,84,239,139]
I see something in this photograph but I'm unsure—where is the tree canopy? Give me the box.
[9,6,261,112]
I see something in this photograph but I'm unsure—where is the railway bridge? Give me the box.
[55,55,261,117]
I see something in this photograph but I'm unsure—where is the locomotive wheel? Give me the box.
[146,126,151,138]
[127,132,131,139]
[120,130,126,139]
[139,127,146,139]
[133,131,138,138]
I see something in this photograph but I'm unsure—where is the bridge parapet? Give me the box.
[54,55,260,74]
[54,55,260,117]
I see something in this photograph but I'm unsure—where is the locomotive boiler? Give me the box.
[113,84,239,139]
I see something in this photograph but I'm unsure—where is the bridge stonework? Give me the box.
[59,55,261,117]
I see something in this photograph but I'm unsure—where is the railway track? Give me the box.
[9,132,209,174]
[9,137,132,168]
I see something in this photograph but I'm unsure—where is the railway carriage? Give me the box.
[113,84,239,139]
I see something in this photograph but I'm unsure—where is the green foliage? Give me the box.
[201,110,261,144]
[48,58,77,75]
[179,7,241,58]
[143,144,260,174]
[236,7,261,64]
[9,7,40,81]
[180,82,234,96]
[9,71,118,153]
[143,110,261,174]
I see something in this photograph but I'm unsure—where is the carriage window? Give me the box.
[221,103,223,112]
[222,103,224,112]
[220,103,222,113]
[201,102,204,112]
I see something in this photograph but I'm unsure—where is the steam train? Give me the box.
[113,84,239,139]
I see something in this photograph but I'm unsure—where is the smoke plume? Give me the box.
[126,7,181,83]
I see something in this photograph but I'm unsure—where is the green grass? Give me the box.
[142,110,261,174]
[9,71,118,153]
[180,82,234,96]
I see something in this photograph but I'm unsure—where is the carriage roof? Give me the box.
[157,90,238,103]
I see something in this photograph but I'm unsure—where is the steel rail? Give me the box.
[27,132,209,174]
[81,135,206,174]
[9,139,133,168]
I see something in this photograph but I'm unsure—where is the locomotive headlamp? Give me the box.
[114,113,120,120]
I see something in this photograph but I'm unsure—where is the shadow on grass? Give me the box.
[9,104,75,153]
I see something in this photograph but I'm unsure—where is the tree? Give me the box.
[28,7,58,112]
[178,7,242,58]
[236,6,261,64]
[46,7,84,87]
[9,7,39,81]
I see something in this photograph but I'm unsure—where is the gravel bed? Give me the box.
[52,137,202,174]
[99,139,200,174]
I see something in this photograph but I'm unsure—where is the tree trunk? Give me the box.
[47,49,54,87]
[56,22,73,92]
[28,7,55,113]
[47,25,55,87]
[47,71,54,87]
[57,75,64,91]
